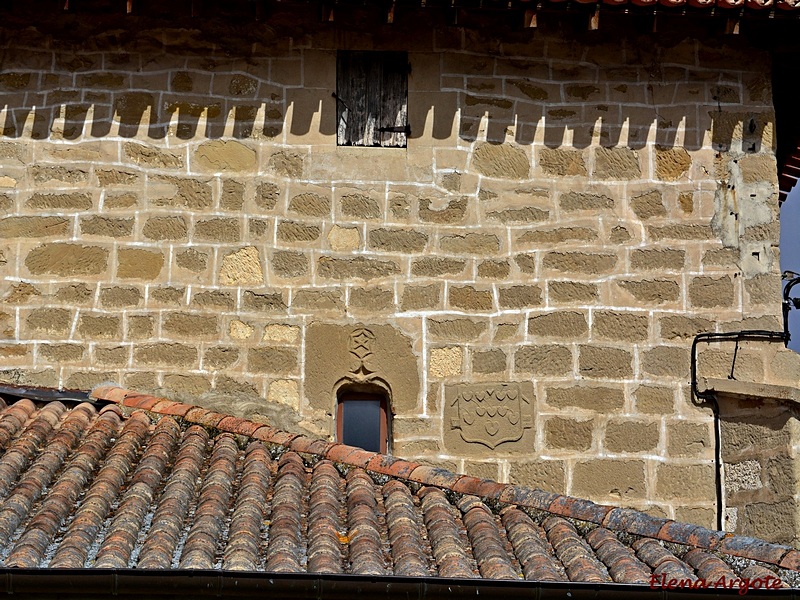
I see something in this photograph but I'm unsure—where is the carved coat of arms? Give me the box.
[449,384,533,449]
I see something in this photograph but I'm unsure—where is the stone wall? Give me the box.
[0,10,795,533]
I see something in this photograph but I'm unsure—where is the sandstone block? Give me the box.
[262,324,300,344]
[341,193,381,219]
[127,315,154,339]
[572,459,646,500]
[80,216,134,238]
[605,420,659,453]
[739,153,778,185]
[255,182,281,209]
[54,284,93,304]
[219,246,263,286]
[656,463,715,501]
[242,290,286,313]
[440,233,500,254]
[630,248,685,271]
[498,285,542,309]
[689,276,734,308]
[78,315,120,338]
[95,346,128,366]
[515,345,572,376]
[655,146,691,181]
[317,256,399,281]
[125,372,156,391]
[117,248,164,280]
[648,223,713,241]
[428,318,487,342]
[26,308,71,334]
[151,176,212,210]
[430,346,463,377]
[134,343,197,367]
[97,169,139,186]
[744,273,780,306]
[327,226,360,251]
[194,218,240,243]
[124,142,183,169]
[163,312,218,337]
[267,151,304,178]
[545,417,593,451]
[486,205,548,224]
[106,193,139,209]
[229,319,254,340]
[472,142,529,179]
[449,286,493,311]
[65,372,117,390]
[268,380,300,409]
[100,286,141,308]
[0,216,69,238]
[528,311,588,338]
[668,421,711,457]
[471,349,506,374]
[549,281,598,304]
[349,287,394,311]
[204,346,240,369]
[477,260,510,279]
[289,192,330,217]
[619,279,680,304]
[559,192,613,212]
[579,345,633,378]
[26,192,92,210]
[143,216,188,240]
[150,287,184,306]
[659,315,715,340]
[272,250,308,278]
[594,147,641,179]
[26,243,109,277]
[277,221,321,242]
[593,311,649,342]
[369,229,428,253]
[631,190,666,219]
[508,460,566,492]
[538,148,587,176]
[176,248,209,272]
[543,252,617,274]
[419,196,468,224]
[291,289,342,311]
[401,284,441,311]
[194,140,256,172]
[221,180,245,210]
[411,257,465,277]
[163,374,212,396]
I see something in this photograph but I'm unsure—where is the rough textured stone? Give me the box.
[539,148,586,176]
[341,193,380,219]
[440,233,500,254]
[176,248,208,272]
[655,146,691,181]
[292,289,342,311]
[543,252,617,274]
[242,290,285,312]
[620,280,680,303]
[317,256,399,280]
[471,349,506,373]
[327,226,360,251]
[594,147,640,179]
[100,286,141,308]
[656,464,715,501]
[26,308,71,334]
[545,417,593,450]
[289,192,330,217]
[255,182,281,209]
[26,243,109,276]
[668,421,711,457]
[26,192,92,210]
[631,191,666,219]
[477,260,510,279]
[55,284,93,304]
[127,315,154,339]
[349,287,394,311]
[593,311,649,341]
[428,319,487,341]
[0,216,69,238]
[277,221,321,242]
[559,192,613,212]
[78,315,120,339]
[430,347,463,378]
[472,143,529,179]
[518,227,597,245]
[546,385,624,411]
[498,285,542,309]
[305,323,419,413]
[195,218,240,242]
[573,460,646,500]
[515,345,572,376]
[194,140,256,171]
[163,312,218,337]
[221,180,245,210]
[143,216,188,240]
[449,286,493,311]
[660,316,715,340]
[369,229,428,253]
[579,345,633,378]
[80,216,134,237]
[420,196,468,224]
[117,248,164,280]
[549,281,598,303]
[630,248,684,271]
[272,250,308,278]
[401,284,441,311]
[134,343,197,367]
[605,420,659,453]
[268,151,304,178]
[124,142,183,169]
[219,246,263,286]
[248,347,297,374]
[412,257,465,277]
[689,276,734,308]
[262,324,299,344]
[528,311,587,338]
[150,287,184,306]
[204,346,240,369]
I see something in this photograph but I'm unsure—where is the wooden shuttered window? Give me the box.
[336,51,408,148]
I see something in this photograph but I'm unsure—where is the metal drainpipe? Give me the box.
[690,330,788,532]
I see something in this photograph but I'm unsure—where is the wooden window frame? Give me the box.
[335,50,409,148]
[336,387,390,454]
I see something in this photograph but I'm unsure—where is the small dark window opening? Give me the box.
[336,51,408,148]
[336,385,390,453]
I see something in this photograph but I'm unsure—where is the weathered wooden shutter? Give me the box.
[336,51,408,148]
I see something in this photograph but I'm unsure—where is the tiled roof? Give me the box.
[0,385,795,589]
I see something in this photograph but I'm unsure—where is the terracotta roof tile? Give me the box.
[0,385,788,588]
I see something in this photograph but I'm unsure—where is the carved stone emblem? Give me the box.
[444,382,535,454]
[348,327,375,376]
